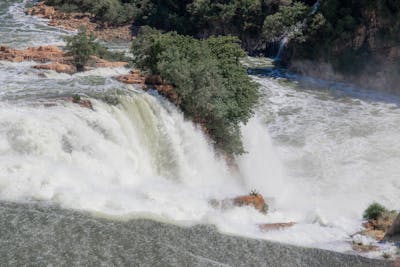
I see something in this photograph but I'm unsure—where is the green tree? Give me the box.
[131,27,259,155]
[363,202,388,220]
[65,27,98,71]
[263,1,309,42]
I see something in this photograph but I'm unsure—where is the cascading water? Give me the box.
[274,36,288,62]
[273,1,320,62]
[0,0,399,264]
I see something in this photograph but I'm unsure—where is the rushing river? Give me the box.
[0,0,399,265]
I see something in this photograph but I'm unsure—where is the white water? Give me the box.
[1,0,400,258]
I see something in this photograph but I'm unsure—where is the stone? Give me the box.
[65,96,94,110]
[232,193,269,214]
[258,222,295,232]
[25,2,133,41]
[33,62,76,74]
[384,213,400,242]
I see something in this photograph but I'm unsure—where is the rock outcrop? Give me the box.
[209,193,269,214]
[232,193,269,214]
[0,45,128,74]
[66,96,93,110]
[0,45,65,63]
[384,213,400,243]
[258,222,295,232]
[115,70,179,104]
[26,2,132,41]
[33,62,76,74]
[358,211,399,241]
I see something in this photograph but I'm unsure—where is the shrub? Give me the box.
[131,27,259,155]
[262,2,309,42]
[363,202,388,220]
[64,27,130,71]
[65,27,98,71]
[45,0,151,26]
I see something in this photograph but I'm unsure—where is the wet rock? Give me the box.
[26,2,132,41]
[233,193,269,214]
[258,222,295,232]
[115,70,146,86]
[384,213,400,242]
[0,45,65,63]
[33,62,76,74]
[66,96,93,110]
[92,56,128,68]
[352,242,378,253]
[351,234,379,253]
[355,211,399,242]
[209,193,269,214]
[115,70,179,103]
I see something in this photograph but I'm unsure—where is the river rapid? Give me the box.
[0,0,399,265]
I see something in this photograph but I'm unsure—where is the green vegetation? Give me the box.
[65,27,98,71]
[72,94,81,103]
[132,27,259,155]
[64,27,129,71]
[363,202,388,221]
[263,2,309,42]
[45,0,150,25]
[249,189,259,196]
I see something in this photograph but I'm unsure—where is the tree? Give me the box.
[131,27,259,155]
[64,27,98,71]
[263,1,309,42]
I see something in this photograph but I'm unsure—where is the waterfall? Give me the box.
[272,1,320,62]
[274,36,288,62]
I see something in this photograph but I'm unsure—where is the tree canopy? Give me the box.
[132,27,259,155]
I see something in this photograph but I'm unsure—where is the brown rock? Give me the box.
[352,242,378,253]
[233,194,269,214]
[145,75,163,85]
[26,2,133,41]
[115,70,146,86]
[259,222,295,232]
[384,213,400,242]
[0,45,65,63]
[66,96,93,110]
[33,62,76,74]
[93,57,128,68]
[359,229,386,241]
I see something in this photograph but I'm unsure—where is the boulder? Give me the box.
[233,193,269,214]
[258,222,295,232]
[26,2,133,41]
[0,45,65,63]
[92,56,128,68]
[209,193,269,214]
[65,96,94,110]
[384,213,400,242]
[115,70,146,86]
[33,62,76,74]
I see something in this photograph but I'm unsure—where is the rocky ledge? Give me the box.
[115,70,179,103]
[26,2,132,41]
[0,45,127,74]
[352,210,400,257]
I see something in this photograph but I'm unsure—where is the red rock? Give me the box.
[259,222,295,232]
[91,56,128,68]
[33,62,76,74]
[384,213,400,242]
[0,45,65,63]
[233,194,269,214]
[115,70,146,86]
[25,2,133,41]
[145,75,163,85]
[65,97,94,110]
